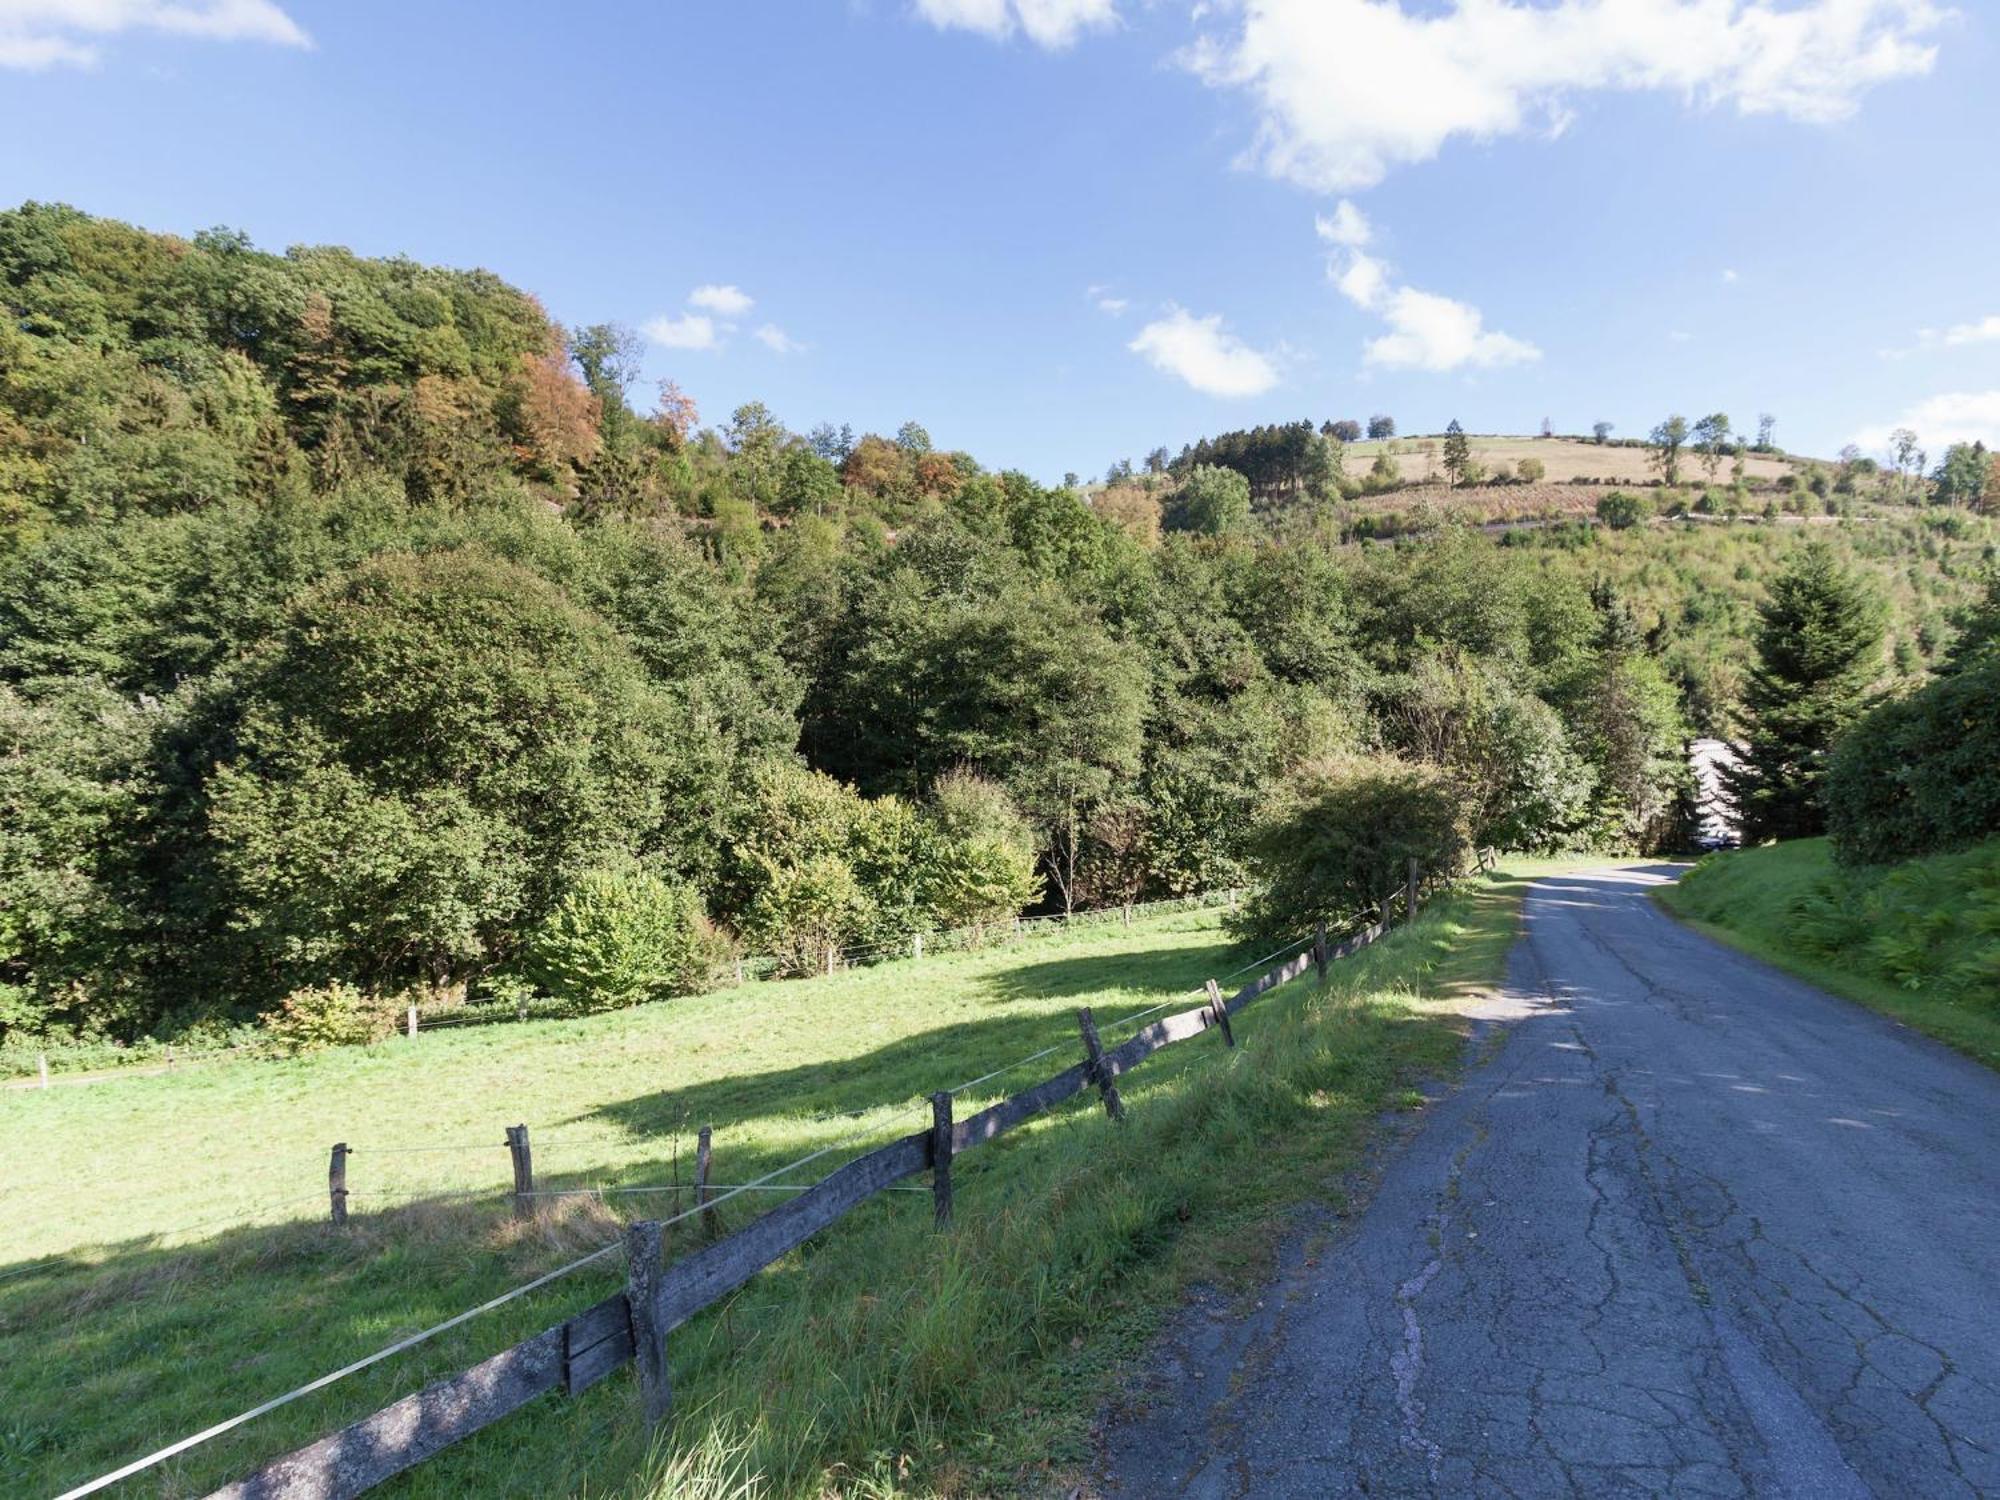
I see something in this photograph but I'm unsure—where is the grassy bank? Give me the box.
[1,872,1532,1498]
[1659,838,2000,1070]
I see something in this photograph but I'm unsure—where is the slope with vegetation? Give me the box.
[0,870,1532,1498]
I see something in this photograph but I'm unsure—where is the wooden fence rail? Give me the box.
[204,860,1493,1499]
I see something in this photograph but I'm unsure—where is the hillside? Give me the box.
[1340,432,1802,487]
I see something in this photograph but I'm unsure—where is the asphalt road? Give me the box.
[1100,865,2000,1498]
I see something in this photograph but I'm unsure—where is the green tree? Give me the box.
[1442,419,1472,488]
[1168,463,1251,537]
[1691,412,1731,480]
[1932,442,1990,511]
[1595,490,1650,530]
[1649,415,1689,485]
[1721,543,1885,842]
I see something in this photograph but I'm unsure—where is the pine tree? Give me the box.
[1442,419,1471,489]
[1722,543,1884,841]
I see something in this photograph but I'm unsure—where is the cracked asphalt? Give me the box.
[1099,864,2000,1498]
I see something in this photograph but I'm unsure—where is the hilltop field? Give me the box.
[1340,433,1800,487]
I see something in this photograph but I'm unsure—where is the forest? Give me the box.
[2,202,1994,1056]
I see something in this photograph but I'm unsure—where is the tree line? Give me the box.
[0,204,1987,1053]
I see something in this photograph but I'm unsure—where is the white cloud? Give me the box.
[1128,306,1280,397]
[1087,283,1131,314]
[754,323,805,354]
[1364,286,1541,372]
[689,283,754,317]
[1323,228,1539,372]
[1314,198,1372,248]
[914,0,1116,48]
[1921,315,2000,348]
[1856,392,2000,454]
[0,0,308,69]
[644,313,721,352]
[1182,0,1946,192]
[1722,267,1741,283]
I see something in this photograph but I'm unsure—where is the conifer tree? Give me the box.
[1722,543,1884,841]
[1442,419,1472,488]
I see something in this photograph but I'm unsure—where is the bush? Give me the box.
[258,982,398,1055]
[1595,490,1650,530]
[1825,661,2000,864]
[518,865,715,1013]
[1234,753,1466,942]
[1516,458,1545,483]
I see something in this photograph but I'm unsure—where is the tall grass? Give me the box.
[1660,837,2000,1068]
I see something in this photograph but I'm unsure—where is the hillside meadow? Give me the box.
[0,870,1536,1498]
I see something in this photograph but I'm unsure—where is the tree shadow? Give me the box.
[974,930,1246,1006]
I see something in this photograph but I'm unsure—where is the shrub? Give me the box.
[744,853,873,976]
[1825,660,2000,864]
[1596,491,1650,530]
[518,865,714,1013]
[1234,753,1466,942]
[1516,457,1545,483]
[258,981,398,1055]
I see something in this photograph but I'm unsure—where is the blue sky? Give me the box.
[1,1,1995,481]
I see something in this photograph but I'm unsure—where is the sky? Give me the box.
[1,0,1995,482]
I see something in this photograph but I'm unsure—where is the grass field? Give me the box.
[1,873,1535,1498]
[1658,838,2000,1070]
[1342,434,1798,486]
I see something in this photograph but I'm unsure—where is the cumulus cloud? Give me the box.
[754,323,805,354]
[1129,306,1280,397]
[1322,223,1539,372]
[1088,285,1131,314]
[1856,391,2000,454]
[1314,199,1373,248]
[0,0,308,68]
[689,283,754,317]
[1181,0,1946,192]
[913,0,1116,49]
[644,313,721,352]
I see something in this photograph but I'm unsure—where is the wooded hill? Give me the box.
[1,203,1991,1058]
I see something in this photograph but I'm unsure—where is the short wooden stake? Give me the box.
[913,933,923,961]
[625,1219,671,1425]
[38,1052,49,1089]
[1314,919,1329,982]
[695,1124,716,1239]
[328,1142,349,1225]
[505,1124,534,1220]
[929,1091,954,1228]
[406,1003,418,1038]
[1076,1007,1124,1120]
[825,945,836,978]
[1406,858,1421,924]
[1205,980,1234,1048]
[733,960,745,985]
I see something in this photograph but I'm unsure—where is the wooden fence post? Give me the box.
[406,1003,418,1038]
[625,1219,670,1425]
[1406,858,1421,924]
[825,945,836,978]
[1205,980,1235,1048]
[929,1091,954,1228]
[1076,1007,1124,1120]
[695,1125,716,1239]
[505,1124,534,1220]
[328,1142,349,1225]
[1315,919,1329,982]
[38,1052,49,1089]
[913,933,923,961]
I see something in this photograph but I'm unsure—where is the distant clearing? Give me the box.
[1343,434,1799,486]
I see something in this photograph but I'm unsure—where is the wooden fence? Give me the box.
[203,861,1476,1499]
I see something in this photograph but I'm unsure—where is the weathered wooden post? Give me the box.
[1205,979,1235,1048]
[825,945,836,978]
[929,1091,954,1228]
[625,1219,670,1424]
[505,1124,534,1220]
[328,1142,349,1225]
[695,1124,717,1239]
[913,933,924,961]
[1076,1007,1124,1120]
[406,1003,419,1038]
[37,1052,49,1089]
[1315,919,1329,982]
[1406,858,1421,924]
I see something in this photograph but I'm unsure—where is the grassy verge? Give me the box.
[0,873,1533,1498]
[1657,838,2000,1070]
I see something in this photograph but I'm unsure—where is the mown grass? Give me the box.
[1658,837,2000,1070]
[0,876,1530,1498]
